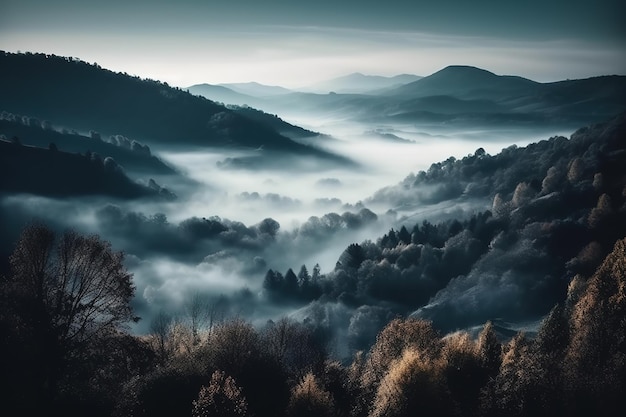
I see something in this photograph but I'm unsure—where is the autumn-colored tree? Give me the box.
[192,370,249,417]
[480,333,537,416]
[588,193,613,229]
[476,321,501,377]
[564,237,626,415]
[286,372,335,417]
[203,318,260,375]
[363,318,441,388]
[441,332,484,416]
[370,348,456,417]
[201,318,290,417]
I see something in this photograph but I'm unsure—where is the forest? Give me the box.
[1,51,625,416]
[1,223,624,416]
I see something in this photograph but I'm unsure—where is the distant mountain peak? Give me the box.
[432,65,497,77]
[302,72,422,94]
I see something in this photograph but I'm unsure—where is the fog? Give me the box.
[0,109,577,337]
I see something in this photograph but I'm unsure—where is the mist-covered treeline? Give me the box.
[0,110,176,175]
[262,113,626,348]
[0,138,174,200]
[368,111,625,209]
[1,223,624,416]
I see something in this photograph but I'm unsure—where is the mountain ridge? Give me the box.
[0,51,345,163]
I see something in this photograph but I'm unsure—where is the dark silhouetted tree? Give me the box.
[398,226,411,245]
[284,268,299,297]
[3,223,137,412]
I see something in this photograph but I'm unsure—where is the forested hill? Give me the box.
[0,113,176,176]
[0,139,173,199]
[368,111,626,210]
[263,113,626,338]
[0,52,333,157]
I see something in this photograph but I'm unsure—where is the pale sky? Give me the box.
[1,0,624,88]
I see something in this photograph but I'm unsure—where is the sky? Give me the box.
[1,0,625,88]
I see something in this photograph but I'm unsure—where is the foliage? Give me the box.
[192,370,249,417]
[286,372,335,417]
[1,223,139,415]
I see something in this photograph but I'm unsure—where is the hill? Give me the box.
[218,82,292,97]
[226,105,321,139]
[266,112,626,335]
[301,72,422,93]
[260,66,626,126]
[0,139,173,199]
[0,51,344,160]
[0,112,176,176]
[385,65,539,99]
[185,83,258,106]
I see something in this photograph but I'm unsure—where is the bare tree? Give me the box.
[4,223,138,406]
[184,293,227,342]
[8,223,137,347]
[150,310,173,363]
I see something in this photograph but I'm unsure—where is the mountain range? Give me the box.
[298,72,423,94]
[188,65,626,128]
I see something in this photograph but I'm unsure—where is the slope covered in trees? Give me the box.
[0,111,176,175]
[0,139,174,199]
[1,224,624,416]
[0,51,344,161]
[264,113,626,339]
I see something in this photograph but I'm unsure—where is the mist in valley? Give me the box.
[1,102,578,340]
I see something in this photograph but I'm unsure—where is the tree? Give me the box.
[398,226,411,245]
[298,265,311,289]
[262,317,326,379]
[184,293,211,343]
[150,310,173,364]
[192,370,249,417]
[364,318,441,388]
[477,321,501,377]
[284,268,299,296]
[370,349,456,417]
[286,372,335,417]
[564,237,626,415]
[8,223,137,345]
[3,223,138,409]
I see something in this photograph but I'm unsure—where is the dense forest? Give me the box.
[1,223,624,416]
[0,51,341,163]
[1,114,625,416]
[260,113,626,343]
[1,50,625,416]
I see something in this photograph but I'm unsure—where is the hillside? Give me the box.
[0,52,342,160]
[303,72,423,93]
[385,65,539,99]
[0,139,173,199]
[218,82,292,97]
[226,105,321,139]
[265,113,626,336]
[258,66,626,126]
[185,83,258,106]
[0,113,176,176]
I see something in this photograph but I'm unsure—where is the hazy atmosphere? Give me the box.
[2,0,624,87]
[1,1,625,416]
